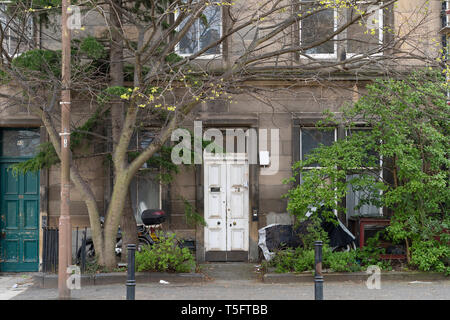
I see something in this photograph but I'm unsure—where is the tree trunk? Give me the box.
[102,0,140,268]
[120,190,138,262]
[104,172,130,268]
[405,237,411,264]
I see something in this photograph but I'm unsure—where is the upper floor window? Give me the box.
[177,1,222,57]
[299,1,384,58]
[300,1,337,57]
[0,3,33,58]
[346,3,383,56]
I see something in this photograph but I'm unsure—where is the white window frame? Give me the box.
[445,0,450,27]
[175,1,223,60]
[345,126,383,218]
[299,1,384,59]
[299,2,338,60]
[346,2,384,58]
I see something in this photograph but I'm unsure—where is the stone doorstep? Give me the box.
[262,272,449,284]
[33,272,207,289]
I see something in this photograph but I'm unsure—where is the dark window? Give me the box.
[301,1,335,55]
[1,128,40,157]
[300,128,335,167]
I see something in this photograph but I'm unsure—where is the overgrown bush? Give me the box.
[135,232,195,273]
[268,247,315,273]
[266,236,392,273]
[410,240,450,274]
[267,245,362,273]
[324,249,362,272]
[283,71,449,273]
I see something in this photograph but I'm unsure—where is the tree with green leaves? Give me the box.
[284,71,449,272]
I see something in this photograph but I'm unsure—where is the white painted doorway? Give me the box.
[204,153,249,261]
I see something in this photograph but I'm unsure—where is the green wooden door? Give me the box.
[0,128,41,272]
[0,163,40,271]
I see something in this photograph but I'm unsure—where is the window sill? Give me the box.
[177,53,223,60]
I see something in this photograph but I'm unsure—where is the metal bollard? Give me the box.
[314,241,323,300]
[126,244,136,300]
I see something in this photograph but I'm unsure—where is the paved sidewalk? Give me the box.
[4,263,450,300]
[0,273,34,300]
[10,278,450,300]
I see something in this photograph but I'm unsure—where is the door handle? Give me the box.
[217,221,221,225]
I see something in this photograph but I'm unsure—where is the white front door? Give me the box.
[204,154,249,261]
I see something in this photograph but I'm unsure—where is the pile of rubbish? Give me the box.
[258,207,356,261]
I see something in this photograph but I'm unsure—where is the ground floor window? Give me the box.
[345,128,383,218]
[130,173,161,225]
[298,125,383,218]
[346,172,382,217]
[300,127,336,168]
[128,130,161,224]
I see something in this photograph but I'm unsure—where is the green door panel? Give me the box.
[0,163,39,272]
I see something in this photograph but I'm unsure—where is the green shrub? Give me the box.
[268,245,363,273]
[268,247,315,273]
[324,249,362,272]
[135,232,195,273]
[354,233,386,267]
[410,240,450,274]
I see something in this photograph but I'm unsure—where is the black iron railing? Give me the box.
[42,226,88,274]
[42,227,58,273]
